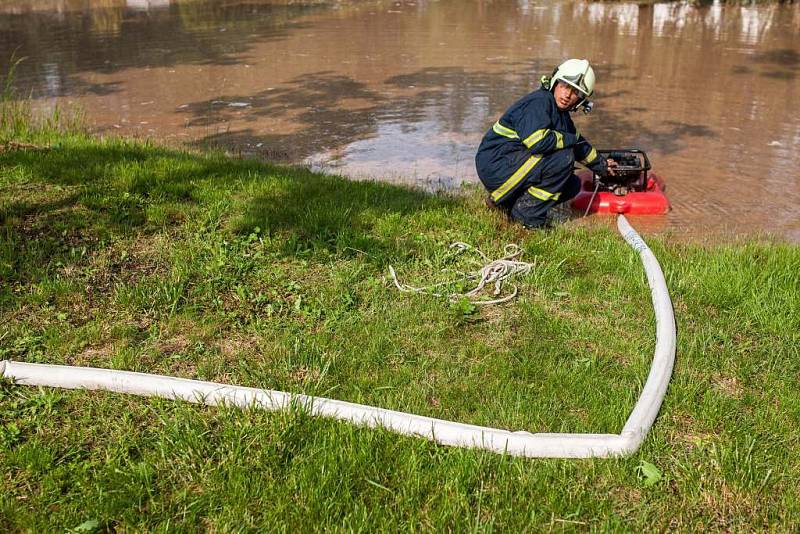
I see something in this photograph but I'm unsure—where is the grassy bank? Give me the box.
[0,112,799,529]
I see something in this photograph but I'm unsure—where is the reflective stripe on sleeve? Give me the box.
[522,129,549,148]
[554,131,564,149]
[492,121,519,140]
[490,155,543,202]
[581,147,598,165]
[528,187,560,202]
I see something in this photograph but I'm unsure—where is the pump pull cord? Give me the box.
[584,180,601,218]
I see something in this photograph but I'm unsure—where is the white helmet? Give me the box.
[547,59,595,111]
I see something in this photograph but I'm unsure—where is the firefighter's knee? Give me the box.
[547,148,575,175]
[559,147,576,164]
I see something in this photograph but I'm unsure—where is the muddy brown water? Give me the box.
[2,0,799,242]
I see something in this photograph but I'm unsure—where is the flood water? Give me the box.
[2,0,799,242]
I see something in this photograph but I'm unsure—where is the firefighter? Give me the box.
[475,59,615,229]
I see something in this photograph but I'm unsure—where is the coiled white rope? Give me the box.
[388,242,534,305]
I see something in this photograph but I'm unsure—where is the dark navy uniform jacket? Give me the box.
[475,86,607,204]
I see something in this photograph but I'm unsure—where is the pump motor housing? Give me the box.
[571,149,671,215]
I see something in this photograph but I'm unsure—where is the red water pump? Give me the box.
[571,149,670,215]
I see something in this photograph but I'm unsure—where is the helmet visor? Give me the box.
[558,74,589,97]
[556,79,587,100]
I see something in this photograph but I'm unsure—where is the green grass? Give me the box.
[0,110,798,530]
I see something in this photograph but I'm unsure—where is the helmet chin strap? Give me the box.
[571,98,592,113]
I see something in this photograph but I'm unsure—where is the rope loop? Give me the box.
[388,242,535,305]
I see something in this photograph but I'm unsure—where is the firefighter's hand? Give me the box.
[606,158,618,176]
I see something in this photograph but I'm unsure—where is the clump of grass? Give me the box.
[0,53,83,144]
[0,53,32,141]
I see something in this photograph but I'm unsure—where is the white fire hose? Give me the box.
[1,215,675,458]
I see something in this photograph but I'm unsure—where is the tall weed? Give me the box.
[0,52,83,141]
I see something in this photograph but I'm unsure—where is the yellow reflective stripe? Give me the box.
[522,128,549,148]
[529,187,550,201]
[575,128,581,140]
[581,147,598,164]
[554,131,564,149]
[493,121,519,140]
[528,186,558,201]
[491,155,543,202]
